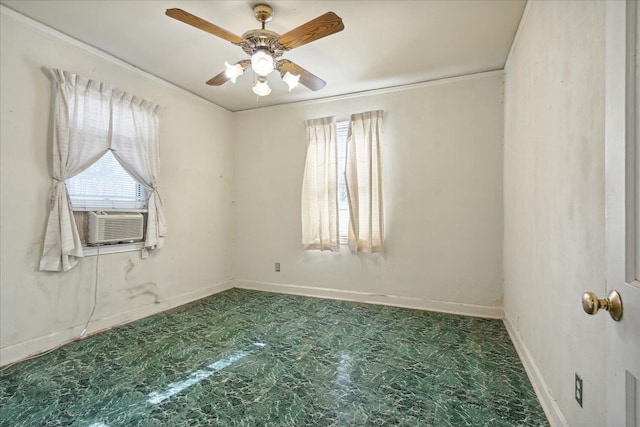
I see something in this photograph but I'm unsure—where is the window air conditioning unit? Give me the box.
[88,212,144,244]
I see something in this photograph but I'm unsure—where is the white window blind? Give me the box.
[337,120,349,244]
[66,151,149,211]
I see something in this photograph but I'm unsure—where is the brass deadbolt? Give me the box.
[582,290,623,321]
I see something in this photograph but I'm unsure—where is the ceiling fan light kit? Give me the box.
[282,71,300,91]
[250,49,275,77]
[166,4,344,97]
[252,77,272,97]
[224,61,244,83]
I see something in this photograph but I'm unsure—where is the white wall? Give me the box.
[232,73,505,314]
[0,10,235,364]
[503,1,606,425]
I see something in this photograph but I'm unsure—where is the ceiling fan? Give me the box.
[166,4,344,96]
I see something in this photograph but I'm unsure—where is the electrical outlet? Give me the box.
[275,262,280,272]
[575,373,583,407]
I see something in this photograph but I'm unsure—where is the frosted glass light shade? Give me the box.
[251,50,274,76]
[252,77,272,96]
[224,62,244,83]
[282,72,300,91]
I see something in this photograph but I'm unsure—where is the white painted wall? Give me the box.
[0,10,235,364]
[503,2,606,425]
[232,73,504,313]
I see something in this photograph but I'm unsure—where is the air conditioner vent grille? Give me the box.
[88,212,144,244]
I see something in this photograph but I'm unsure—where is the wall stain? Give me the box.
[126,282,161,304]
[124,259,135,278]
[489,298,504,307]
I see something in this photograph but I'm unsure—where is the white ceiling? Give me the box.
[1,0,526,112]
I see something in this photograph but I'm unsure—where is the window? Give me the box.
[301,111,383,253]
[66,151,149,211]
[39,69,166,272]
[336,120,349,244]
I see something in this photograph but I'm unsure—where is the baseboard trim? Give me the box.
[234,279,503,319]
[1,280,504,366]
[0,280,233,367]
[503,313,567,427]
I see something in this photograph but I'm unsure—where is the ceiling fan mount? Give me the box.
[252,4,273,26]
[165,4,344,95]
[240,4,280,58]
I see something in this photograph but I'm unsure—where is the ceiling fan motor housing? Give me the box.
[240,29,284,58]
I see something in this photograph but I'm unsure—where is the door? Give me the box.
[605,1,640,426]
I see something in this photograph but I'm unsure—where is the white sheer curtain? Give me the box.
[110,93,166,249]
[346,110,384,253]
[39,69,165,272]
[301,117,340,251]
[39,70,112,271]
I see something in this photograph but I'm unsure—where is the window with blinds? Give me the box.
[337,120,349,244]
[65,151,149,211]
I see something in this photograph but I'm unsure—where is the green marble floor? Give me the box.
[0,289,548,426]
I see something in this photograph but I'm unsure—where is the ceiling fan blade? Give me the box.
[279,12,344,50]
[166,8,242,45]
[279,60,326,91]
[206,70,229,86]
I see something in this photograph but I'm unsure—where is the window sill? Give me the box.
[83,242,145,256]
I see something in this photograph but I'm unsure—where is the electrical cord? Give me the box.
[1,244,101,372]
[80,244,100,337]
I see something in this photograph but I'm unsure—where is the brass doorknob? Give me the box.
[582,290,623,321]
